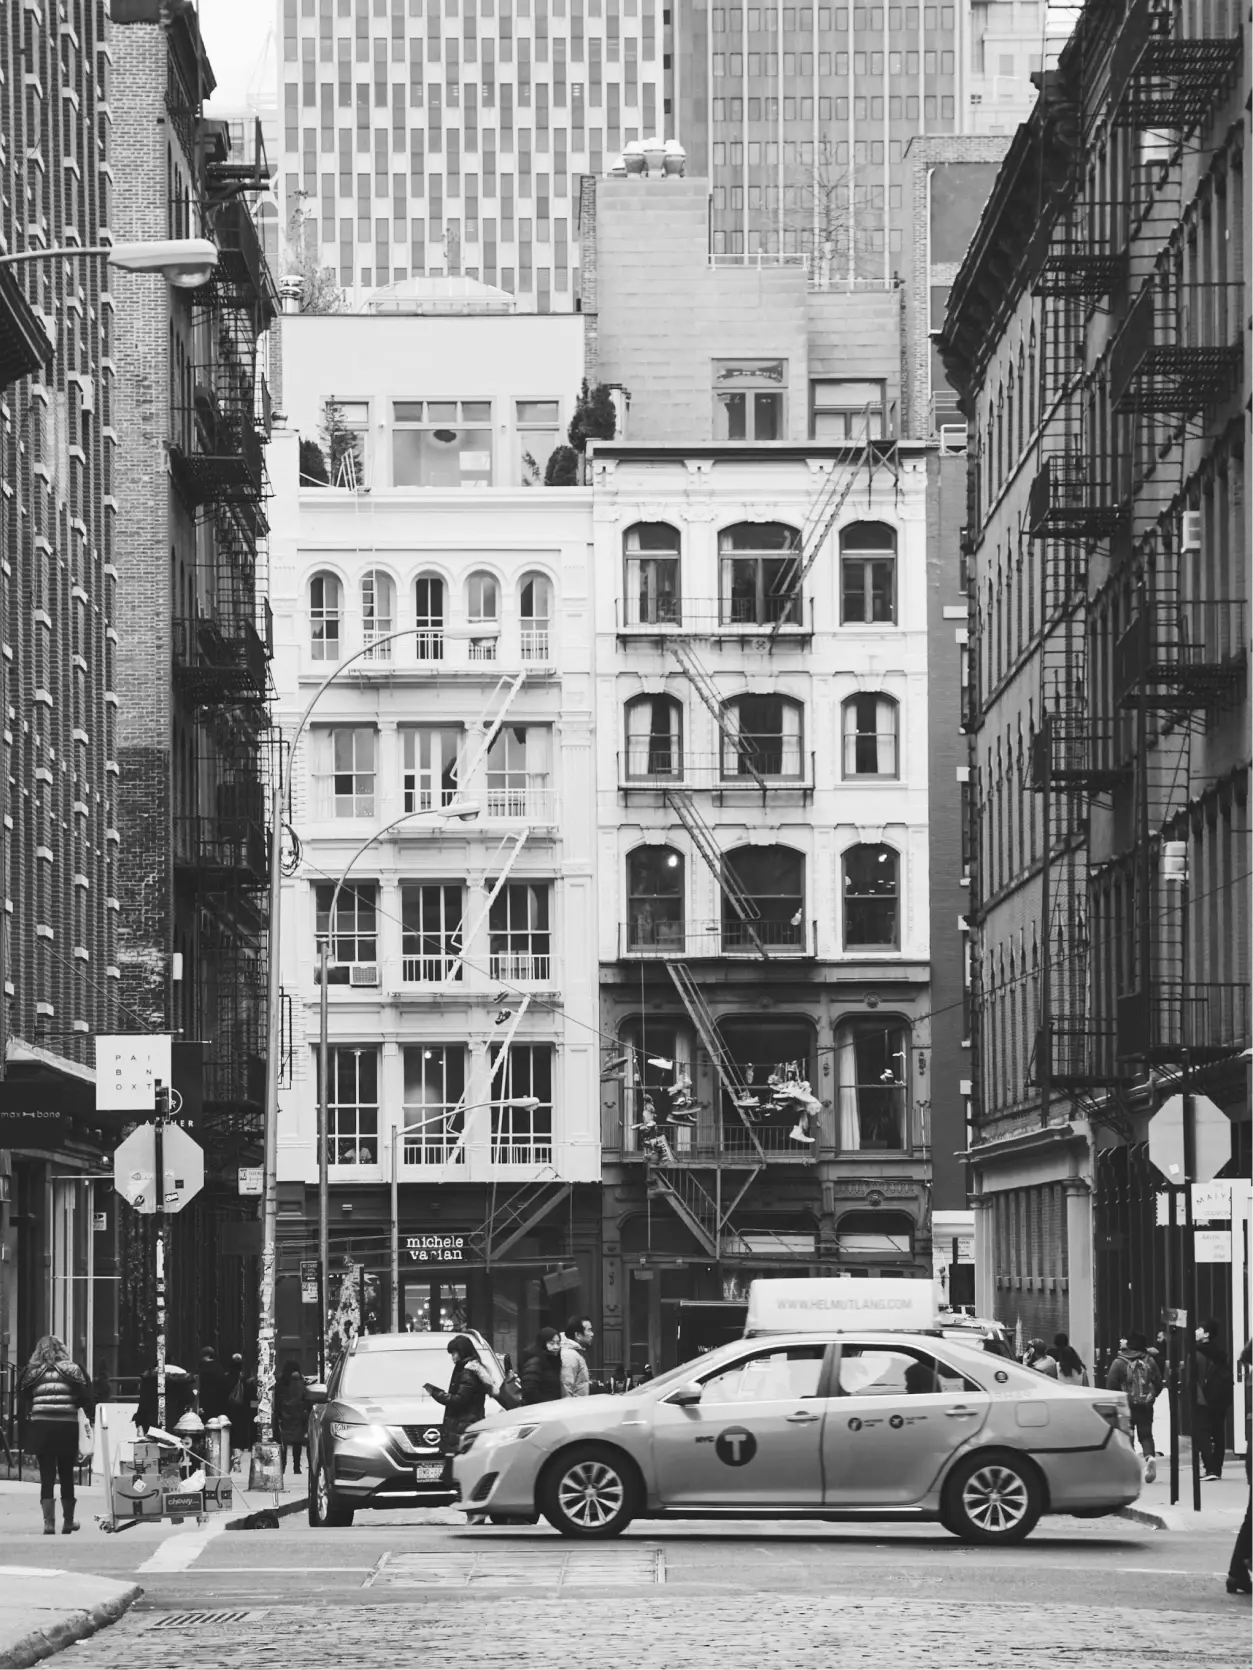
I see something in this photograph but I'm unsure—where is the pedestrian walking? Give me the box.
[1194,1319,1232,1482]
[520,1327,565,1406]
[1226,1339,1251,1596]
[274,1360,308,1478]
[197,1346,230,1421]
[561,1317,595,1397]
[1052,1333,1090,1387]
[132,1362,195,1434]
[224,1353,256,1465]
[17,1335,95,1536]
[1024,1339,1059,1378]
[424,1335,492,1487]
[1106,1330,1163,1484]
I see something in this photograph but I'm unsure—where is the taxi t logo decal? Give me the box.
[714,1426,757,1466]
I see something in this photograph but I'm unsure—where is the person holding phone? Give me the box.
[425,1335,492,1487]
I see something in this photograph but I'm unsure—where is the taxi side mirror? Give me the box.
[669,1382,703,1407]
[304,1383,328,1404]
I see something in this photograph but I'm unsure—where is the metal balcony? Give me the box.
[1032,1022,1135,1089]
[1032,248,1127,301]
[1029,716,1127,793]
[1028,455,1124,540]
[1114,601,1247,709]
[173,615,268,706]
[208,198,278,327]
[614,1116,818,1166]
[1110,282,1243,416]
[1117,981,1251,1064]
[617,751,816,797]
[615,596,814,639]
[1109,0,1241,135]
[174,814,268,889]
[170,383,266,510]
[618,919,816,960]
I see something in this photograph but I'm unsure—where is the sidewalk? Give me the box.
[1119,1454,1250,1534]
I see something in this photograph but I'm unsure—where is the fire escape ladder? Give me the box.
[443,831,531,984]
[662,789,768,957]
[441,996,533,1169]
[767,422,897,646]
[472,1180,573,1263]
[668,637,768,793]
[645,1164,755,1260]
[666,962,765,1154]
[458,671,529,788]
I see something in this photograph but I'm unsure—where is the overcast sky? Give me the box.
[199,0,274,112]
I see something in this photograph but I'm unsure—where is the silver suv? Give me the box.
[306,1330,506,1526]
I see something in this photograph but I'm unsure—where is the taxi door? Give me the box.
[650,1342,831,1508]
[822,1339,992,1507]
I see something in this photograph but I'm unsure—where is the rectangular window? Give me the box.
[835,1021,906,1150]
[720,550,802,627]
[492,1044,553,1163]
[516,399,562,486]
[722,696,803,780]
[487,724,552,817]
[712,358,787,442]
[841,557,897,624]
[811,378,886,440]
[402,1043,466,1162]
[842,694,899,777]
[314,882,378,980]
[324,1047,379,1165]
[489,883,552,982]
[315,727,377,818]
[401,886,464,983]
[402,725,461,812]
[392,399,493,486]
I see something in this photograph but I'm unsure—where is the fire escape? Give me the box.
[616,437,898,1259]
[170,186,277,1181]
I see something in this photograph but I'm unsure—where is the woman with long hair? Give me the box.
[17,1335,95,1535]
[520,1327,565,1406]
[424,1334,492,1486]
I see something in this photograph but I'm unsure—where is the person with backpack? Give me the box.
[17,1335,95,1535]
[1107,1329,1163,1483]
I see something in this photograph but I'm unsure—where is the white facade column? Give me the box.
[1064,1174,1094,1373]
[971,1190,996,1321]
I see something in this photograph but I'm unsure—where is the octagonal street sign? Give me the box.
[1146,1093,1230,1185]
[113,1123,204,1214]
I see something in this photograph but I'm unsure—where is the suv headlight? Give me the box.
[330,1420,389,1446]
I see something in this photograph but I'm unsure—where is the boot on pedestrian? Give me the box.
[40,1498,56,1535]
[61,1495,79,1534]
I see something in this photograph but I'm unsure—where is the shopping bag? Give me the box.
[77,1407,94,1465]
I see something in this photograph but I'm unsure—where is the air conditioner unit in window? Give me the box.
[1180,511,1202,552]
[349,964,380,987]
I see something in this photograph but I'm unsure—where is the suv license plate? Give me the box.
[414,1463,444,1482]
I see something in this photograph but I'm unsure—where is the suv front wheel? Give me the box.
[540,1443,637,1538]
[309,1460,355,1528]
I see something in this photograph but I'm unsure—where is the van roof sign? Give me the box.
[744,1277,937,1337]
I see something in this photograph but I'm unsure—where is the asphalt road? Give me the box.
[8,1505,1248,1669]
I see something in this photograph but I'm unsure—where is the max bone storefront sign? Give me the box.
[406,1233,467,1263]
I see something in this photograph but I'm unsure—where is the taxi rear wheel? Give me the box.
[540,1443,638,1538]
[941,1451,1042,1545]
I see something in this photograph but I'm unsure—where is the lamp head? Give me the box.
[107,238,218,288]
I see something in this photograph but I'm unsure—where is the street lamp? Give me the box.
[389,1099,542,1332]
[315,801,481,1375]
[0,238,219,289]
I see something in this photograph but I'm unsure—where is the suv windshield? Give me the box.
[340,1346,487,1399]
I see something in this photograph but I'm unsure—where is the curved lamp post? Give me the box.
[314,801,481,1375]
[0,238,219,288]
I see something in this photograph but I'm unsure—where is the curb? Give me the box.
[225,1494,305,1531]
[0,1584,142,1670]
[1117,1505,1169,1530]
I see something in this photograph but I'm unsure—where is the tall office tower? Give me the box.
[669,0,1050,281]
[280,0,666,310]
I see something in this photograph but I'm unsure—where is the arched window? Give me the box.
[467,571,500,662]
[717,522,802,626]
[415,575,445,660]
[361,569,394,659]
[519,573,552,661]
[627,846,685,951]
[843,843,900,949]
[721,695,803,779]
[624,523,681,626]
[310,572,342,660]
[842,693,899,778]
[625,694,683,779]
[834,1018,908,1150]
[839,522,896,624]
[722,846,805,952]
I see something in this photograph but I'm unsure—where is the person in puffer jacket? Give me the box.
[18,1335,95,1536]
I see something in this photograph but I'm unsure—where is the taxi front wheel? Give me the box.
[940,1451,1043,1545]
[540,1443,638,1538]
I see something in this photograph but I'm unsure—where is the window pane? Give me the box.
[701,1345,824,1404]
[870,559,895,622]
[426,400,458,421]
[394,400,424,420]
[517,400,560,423]
[461,401,492,422]
[394,427,493,487]
[715,390,747,441]
[754,390,782,440]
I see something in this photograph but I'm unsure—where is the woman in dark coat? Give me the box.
[18,1335,95,1536]
[274,1360,308,1477]
[425,1334,492,1486]
[223,1353,257,1460]
[520,1327,565,1406]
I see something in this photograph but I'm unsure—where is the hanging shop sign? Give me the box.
[406,1234,468,1263]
